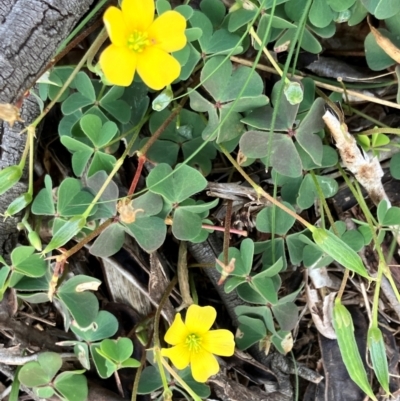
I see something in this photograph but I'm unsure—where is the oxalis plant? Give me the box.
[0,0,400,399]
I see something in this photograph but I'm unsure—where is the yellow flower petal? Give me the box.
[99,45,137,87]
[148,11,187,52]
[103,7,129,47]
[202,329,235,356]
[136,47,180,90]
[190,349,219,382]
[164,313,190,346]
[161,344,190,370]
[185,305,216,334]
[121,0,154,31]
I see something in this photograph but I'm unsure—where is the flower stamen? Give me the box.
[127,31,150,52]
[185,333,201,353]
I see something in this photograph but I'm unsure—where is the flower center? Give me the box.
[185,333,202,353]
[127,31,150,53]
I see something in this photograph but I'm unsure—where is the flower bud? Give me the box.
[0,165,23,196]
[28,231,42,252]
[284,81,303,105]
[4,192,32,218]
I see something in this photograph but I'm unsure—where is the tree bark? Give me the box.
[0,0,95,254]
[0,0,95,103]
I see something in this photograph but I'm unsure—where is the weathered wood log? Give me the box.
[0,0,95,254]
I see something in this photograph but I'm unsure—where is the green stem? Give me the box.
[290,12,307,78]
[338,78,351,110]
[219,145,313,230]
[271,176,278,263]
[154,349,172,401]
[336,269,350,301]
[56,0,109,55]
[18,130,32,170]
[223,200,233,266]
[344,105,389,128]
[339,166,400,319]
[31,28,107,129]
[83,118,146,218]
[371,262,384,327]
[28,127,35,195]
[173,0,266,102]
[310,171,337,234]
[131,333,153,401]
[142,1,270,199]
[357,127,400,136]
[87,29,108,71]
[106,114,150,148]
[138,98,186,156]
[264,0,313,166]
[153,276,178,400]
[249,27,288,83]
[160,356,202,401]
[96,84,107,101]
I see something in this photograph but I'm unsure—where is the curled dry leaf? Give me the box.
[306,281,337,339]
[367,16,400,64]
[76,281,101,292]
[323,109,388,205]
[274,41,290,53]
[242,0,257,10]
[309,266,340,290]
[117,199,144,224]
[281,332,294,354]
[0,103,24,127]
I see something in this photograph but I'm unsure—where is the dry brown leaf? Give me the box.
[76,281,101,292]
[0,103,24,127]
[274,41,290,53]
[368,16,400,63]
[117,199,144,224]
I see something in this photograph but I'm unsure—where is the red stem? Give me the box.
[128,155,146,196]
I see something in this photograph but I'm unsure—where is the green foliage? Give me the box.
[59,310,139,378]
[146,108,216,174]
[0,246,47,300]
[364,28,400,71]
[361,0,400,19]
[215,238,300,353]
[3,0,400,398]
[390,152,400,179]
[190,10,243,56]
[61,72,131,124]
[377,199,400,226]
[18,352,88,401]
[138,364,211,398]
[42,215,87,254]
[357,132,390,156]
[55,275,101,328]
[368,327,390,394]
[333,301,377,401]
[32,176,97,220]
[240,82,327,178]
[61,114,119,177]
[190,56,268,144]
[123,192,167,250]
[146,163,217,240]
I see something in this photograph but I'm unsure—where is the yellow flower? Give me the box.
[161,305,235,383]
[99,0,187,90]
